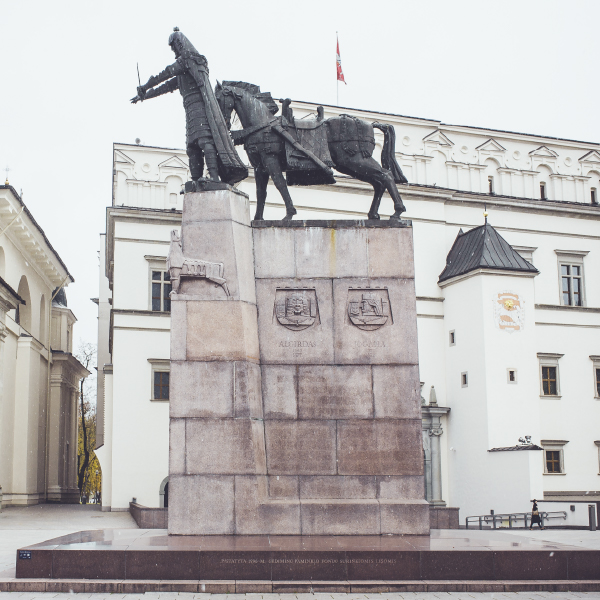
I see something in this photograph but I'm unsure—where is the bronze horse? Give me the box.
[215,81,407,221]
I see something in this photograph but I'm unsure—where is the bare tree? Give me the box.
[76,343,96,500]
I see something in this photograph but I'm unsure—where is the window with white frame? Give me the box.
[461,372,468,387]
[512,245,537,266]
[595,441,600,474]
[555,250,588,307]
[148,359,170,401]
[449,330,456,346]
[537,353,563,398]
[145,255,171,312]
[591,356,600,399]
[541,440,568,474]
[507,368,517,384]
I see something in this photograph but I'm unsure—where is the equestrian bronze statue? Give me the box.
[131,29,247,188]
[215,81,408,221]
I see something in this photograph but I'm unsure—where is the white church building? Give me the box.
[95,100,600,525]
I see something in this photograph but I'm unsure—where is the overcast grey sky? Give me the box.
[1,0,599,346]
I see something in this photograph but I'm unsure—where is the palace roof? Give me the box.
[438,222,539,283]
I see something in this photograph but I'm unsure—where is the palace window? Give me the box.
[507,368,517,384]
[151,270,171,312]
[148,359,170,402]
[561,265,583,306]
[154,371,170,400]
[461,372,468,387]
[592,188,597,204]
[541,440,568,474]
[540,182,547,199]
[542,366,557,395]
[546,450,561,473]
[537,353,563,398]
[591,356,600,399]
[449,330,456,346]
[555,250,588,307]
[145,255,171,312]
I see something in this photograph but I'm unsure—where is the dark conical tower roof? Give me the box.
[438,222,538,283]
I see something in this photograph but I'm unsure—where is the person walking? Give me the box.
[530,499,545,530]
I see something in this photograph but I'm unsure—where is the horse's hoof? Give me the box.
[367,213,380,220]
[283,213,295,222]
[390,210,405,220]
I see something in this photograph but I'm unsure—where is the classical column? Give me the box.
[421,385,450,507]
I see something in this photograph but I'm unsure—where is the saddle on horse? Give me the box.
[231,99,335,187]
[280,100,335,186]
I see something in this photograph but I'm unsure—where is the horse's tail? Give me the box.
[373,123,408,184]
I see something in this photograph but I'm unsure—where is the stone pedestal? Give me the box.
[169,190,429,535]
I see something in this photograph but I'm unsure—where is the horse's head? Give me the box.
[215,81,238,130]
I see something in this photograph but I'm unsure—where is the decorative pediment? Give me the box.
[158,155,189,169]
[114,150,135,165]
[578,150,600,163]
[423,130,454,147]
[529,145,558,158]
[476,138,506,152]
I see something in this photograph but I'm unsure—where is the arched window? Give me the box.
[165,175,183,206]
[159,476,169,508]
[16,276,32,332]
[586,170,600,204]
[484,158,500,195]
[537,165,553,200]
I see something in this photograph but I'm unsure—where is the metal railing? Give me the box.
[465,510,567,529]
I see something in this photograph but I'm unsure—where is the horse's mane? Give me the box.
[222,81,279,115]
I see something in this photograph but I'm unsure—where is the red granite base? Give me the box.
[15,529,600,581]
[4,578,600,593]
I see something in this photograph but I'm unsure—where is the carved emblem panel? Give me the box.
[347,288,392,331]
[275,288,318,331]
[493,291,525,332]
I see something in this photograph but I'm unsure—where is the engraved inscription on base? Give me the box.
[347,288,392,331]
[274,288,318,331]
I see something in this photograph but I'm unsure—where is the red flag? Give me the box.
[336,36,346,84]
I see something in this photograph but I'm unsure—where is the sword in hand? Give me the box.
[131,63,144,103]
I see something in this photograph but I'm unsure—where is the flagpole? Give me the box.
[336,31,339,106]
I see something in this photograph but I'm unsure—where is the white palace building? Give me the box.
[96,100,600,526]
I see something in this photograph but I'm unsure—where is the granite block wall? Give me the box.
[169,191,429,535]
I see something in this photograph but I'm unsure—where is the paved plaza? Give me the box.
[0,505,136,577]
[1,591,600,599]
[1,505,599,598]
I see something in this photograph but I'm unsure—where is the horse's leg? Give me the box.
[368,181,386,220]
[262,154,297,220]
[254,168,269,220]
[381,170,406,219]
[334,153,405,219]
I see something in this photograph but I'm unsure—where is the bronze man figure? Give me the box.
[131,29,247,187]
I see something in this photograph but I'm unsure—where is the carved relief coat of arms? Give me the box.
[493,291,525,332]
[275,289,318,331]
[347,289,391,331]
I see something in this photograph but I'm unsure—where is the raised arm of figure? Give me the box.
[143,77,179,100]
[136,61,184,99]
